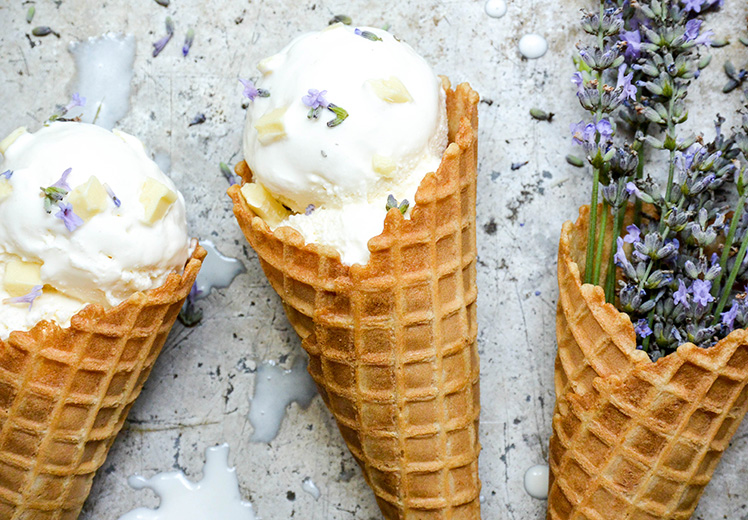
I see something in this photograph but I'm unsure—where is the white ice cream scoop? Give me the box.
[0,122,191,338]
[241,24,448,265]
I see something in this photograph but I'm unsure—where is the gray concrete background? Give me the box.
[1,0,747,518]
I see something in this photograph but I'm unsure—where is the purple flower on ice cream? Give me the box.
[4,285,43,310]
[55,202,84,232]
[0,170,12,180]
[239,79,270,101]
[302,89,329,110]
[354,28,382,42]
[104,182,121,207]
[52,167,72,191]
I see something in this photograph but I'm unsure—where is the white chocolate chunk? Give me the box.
[368,77,413,103]
[372,155,397,177]
[4,258,42,297]
[240,182,290,227]
[68,176,108,221]
[254,107,288,145]
[257,54,282,75]
[139,178,177,225]
[0,179,12,202]
[0,127,28,155]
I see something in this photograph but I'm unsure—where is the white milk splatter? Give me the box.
[301,477,321,501]
[523,464,549,500]
[118,444,255,520]
[194,240,246,298]
[249,356,318,443]
[68,33,135,130]
[518,34,548,59]
[484,0,508,18]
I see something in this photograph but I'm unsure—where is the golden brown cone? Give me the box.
[0,245,205,520]
[229,81,481,519]
[549,206,748,519]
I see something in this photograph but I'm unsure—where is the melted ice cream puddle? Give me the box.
[484,0,507,18]
[69,33,136,129]
[118,444,255,520]
[301,477,321,501]
[249,356,317,442]
[194,240,246,298]
[518,34,548,59]
[523,464,549,499]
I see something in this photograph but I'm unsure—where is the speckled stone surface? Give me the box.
[1,1,748,518]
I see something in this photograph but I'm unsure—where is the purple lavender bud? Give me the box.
[683,0,703,13]
[183,28,195,57]
[722,301,740,329]
[0,170,12,180]
[305,204,315,216]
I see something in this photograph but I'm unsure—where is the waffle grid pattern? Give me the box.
[230,83,481,519]
[0,247,204,519]
[549,209,748,519]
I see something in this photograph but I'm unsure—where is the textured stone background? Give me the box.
[1,0,747,518]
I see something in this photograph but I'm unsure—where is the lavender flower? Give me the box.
[635,318,653,338]
[183,28,195,57]
[302,89,329,110]
[52,167,72,191]
[64,93,86,114]
[571,72,583,92]
[0,170,12,180]
[721,301,740,329]
[623,224,640,244]
[3,285,43,310]
[302,89,329,119]
[683,0,704,12]
[684,19,714,46]
[620,29,642,60]
[239,79,269,101]
[691,279,715,306]
[305,204,315,216]
[674,280,690,308]
[55,202,83,232]
[616,65,636,101]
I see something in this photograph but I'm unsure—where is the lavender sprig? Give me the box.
[183,28,195,57]
[239,78,270,101]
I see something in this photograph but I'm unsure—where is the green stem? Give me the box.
[711,192,747,299]
[593,202,609,285]
[633,141,645,228]
[605,204,627,302]
[585,168,601,284]
[712,229,748,323]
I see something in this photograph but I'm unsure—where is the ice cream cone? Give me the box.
[0,245,205,520]
[549,206,748,519]
[229,81,481,519]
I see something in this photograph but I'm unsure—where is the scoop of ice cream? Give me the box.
[0,122,190,337]
[241,24,447,265]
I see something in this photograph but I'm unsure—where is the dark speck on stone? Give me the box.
[511,161,529,171]
[480,98,494,106]
[483,218,497,235]
[490,171,500,181]
[513,417,522,424]
[542,170,552,178]
[520,223,525,227]
[287,491,296,501]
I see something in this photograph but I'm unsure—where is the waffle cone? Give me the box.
[549,206,748,519]
[229,81,481,519]
[0,245,205,519]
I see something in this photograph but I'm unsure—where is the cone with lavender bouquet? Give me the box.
[549,1,748,518]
